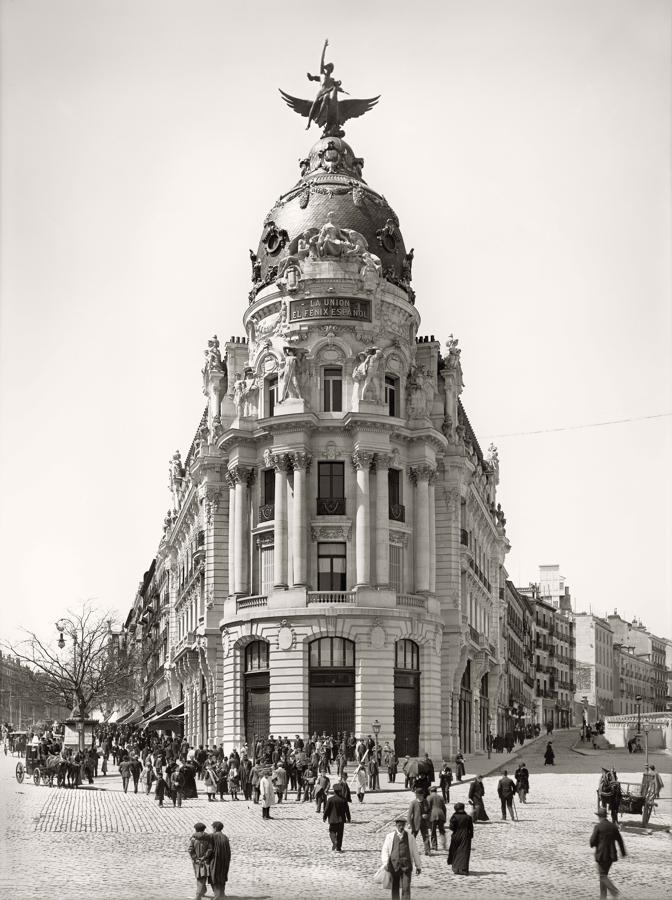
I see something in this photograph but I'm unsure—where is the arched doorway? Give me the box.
[309,637,355,737]
[244,641,270,750]
[459,660,472,753]
[394,639,420,757]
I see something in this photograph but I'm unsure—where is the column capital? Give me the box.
[409,464,437,484]
[351,450,375,470]
[264,449,291,472]
[228,464,255,485]
[374,452,393,471]
[287,450,312,471]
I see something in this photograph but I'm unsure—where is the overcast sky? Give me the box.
[1,0,670,646]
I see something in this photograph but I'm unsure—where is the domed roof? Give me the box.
[252,136,412,300]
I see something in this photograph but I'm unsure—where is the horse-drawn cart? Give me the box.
[15,746,69,787]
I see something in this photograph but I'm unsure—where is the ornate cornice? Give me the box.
[409,464,436,484]
[227,464,256,486]
[263,450,290,472]
[288,450,312,471]
[374,452,393,470]
[311,523,352,542]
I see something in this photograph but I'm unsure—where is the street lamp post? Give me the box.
[636,694,642,736]
[371,718,381,775]
[56,619,85,752]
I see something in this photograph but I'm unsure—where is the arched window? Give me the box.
[309,636,355,669]
[395,639,419,671]
[245,640,269,672]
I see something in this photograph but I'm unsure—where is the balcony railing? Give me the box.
[236,595,268,611]
[396,593,427,610]
[258,504,275,522]
[389,503,406,523]
[469,624,479,644]
[307,591,355,605]
[316,498,346,516]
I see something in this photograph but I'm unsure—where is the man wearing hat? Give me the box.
[380,817,422,900]
[188,823,213,900]
[589,808,626,899]
[428,786,447,850]
[209,821,231,900]
[406,788,431,855]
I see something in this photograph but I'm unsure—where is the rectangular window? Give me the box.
[263,468,275,505]
[317,461,345,514]
[323,367,343,412]
[317,542,347,591]
[385,375,399,417]
[267,376,278,417]
[260,545,274,595]
[390,543,403,592]
[389,469,401,505]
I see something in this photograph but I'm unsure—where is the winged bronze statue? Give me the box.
[279,39,380,138]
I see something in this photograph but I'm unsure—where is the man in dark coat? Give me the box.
[188,822,212,900]
[447,802,473,875]
[407,788,431,855]
[428,786,447,850]
[129,756,142,793]
[209,821,231,900]
[439,764,452,802]
[497,770,517,820]
[514,762,530,803]
[119,758,132,793]
[589,808,626,899]
[323,786,351,851]
[468,775,489,822]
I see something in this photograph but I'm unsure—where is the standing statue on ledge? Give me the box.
[279,40,380,138]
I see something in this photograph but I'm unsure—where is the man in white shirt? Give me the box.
[380,816,422,900]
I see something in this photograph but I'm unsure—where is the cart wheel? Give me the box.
[33,767,41,785]
[15,762,24,783]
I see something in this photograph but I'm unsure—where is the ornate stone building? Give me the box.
[133,77,510,760]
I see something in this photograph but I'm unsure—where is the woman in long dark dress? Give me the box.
[209,821,231,900]
[544,742,555,766]
[181,760,199,798]
[448,802,474,875]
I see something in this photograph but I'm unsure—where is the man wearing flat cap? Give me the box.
[406,787,431,855]
[380,817,422,900]
[589,808,626,899]
[188,823,212,900]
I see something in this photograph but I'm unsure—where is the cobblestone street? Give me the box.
[1,731,670,900]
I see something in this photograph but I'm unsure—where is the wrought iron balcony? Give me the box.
[316,498,346,516]
[469,624,479,644]
[259,504,275,522]
[389,503,406,522]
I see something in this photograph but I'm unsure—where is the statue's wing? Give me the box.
[279,90,312,119]
[338,96,381,123]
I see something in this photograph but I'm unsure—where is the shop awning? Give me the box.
[145,702,184,731]
[117,707,144,726]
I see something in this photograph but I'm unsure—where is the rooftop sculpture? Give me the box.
[279,40,380,138]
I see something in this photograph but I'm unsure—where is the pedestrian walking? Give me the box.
[355,762,367,802]
[119,758,132,793]
[589,808,626,899]
[544,741,555,766]
[447,802,474,875]
[468,774,489,822]
[455,750,465,782]
[204,764,218,801]
[274,761,287,803]
[514,762,529,803]
[323,784,351,851]
[497,770,517,821]
[608,779,622,824]
[208,821,231,900]
[315,769,330,813]
[188,822,213,900]
[407,788,431,855]
[388,752,398,784]
[129,756,142,793]
[155,771,170,807]
[260,771,275,819]
[439,763,452,803]
[380,817,422,900]
[428,787,447,850]
[143,761,156,795]
[171,765,185,807]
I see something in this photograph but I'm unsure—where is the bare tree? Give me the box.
[2,602,141,719]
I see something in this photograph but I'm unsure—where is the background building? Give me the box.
[573,613,614,720]
[0,652,69,729]
[607,612,668,712]
[500,579,536,735]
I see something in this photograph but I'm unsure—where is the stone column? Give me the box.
[428,471,437,594]
[230,465,254,595]
[375,453,391,587]
[411,465,434,593]
[270,453,289,589]
[226,473,236,596]
[352,451,374,587]
[289,452,311,586]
